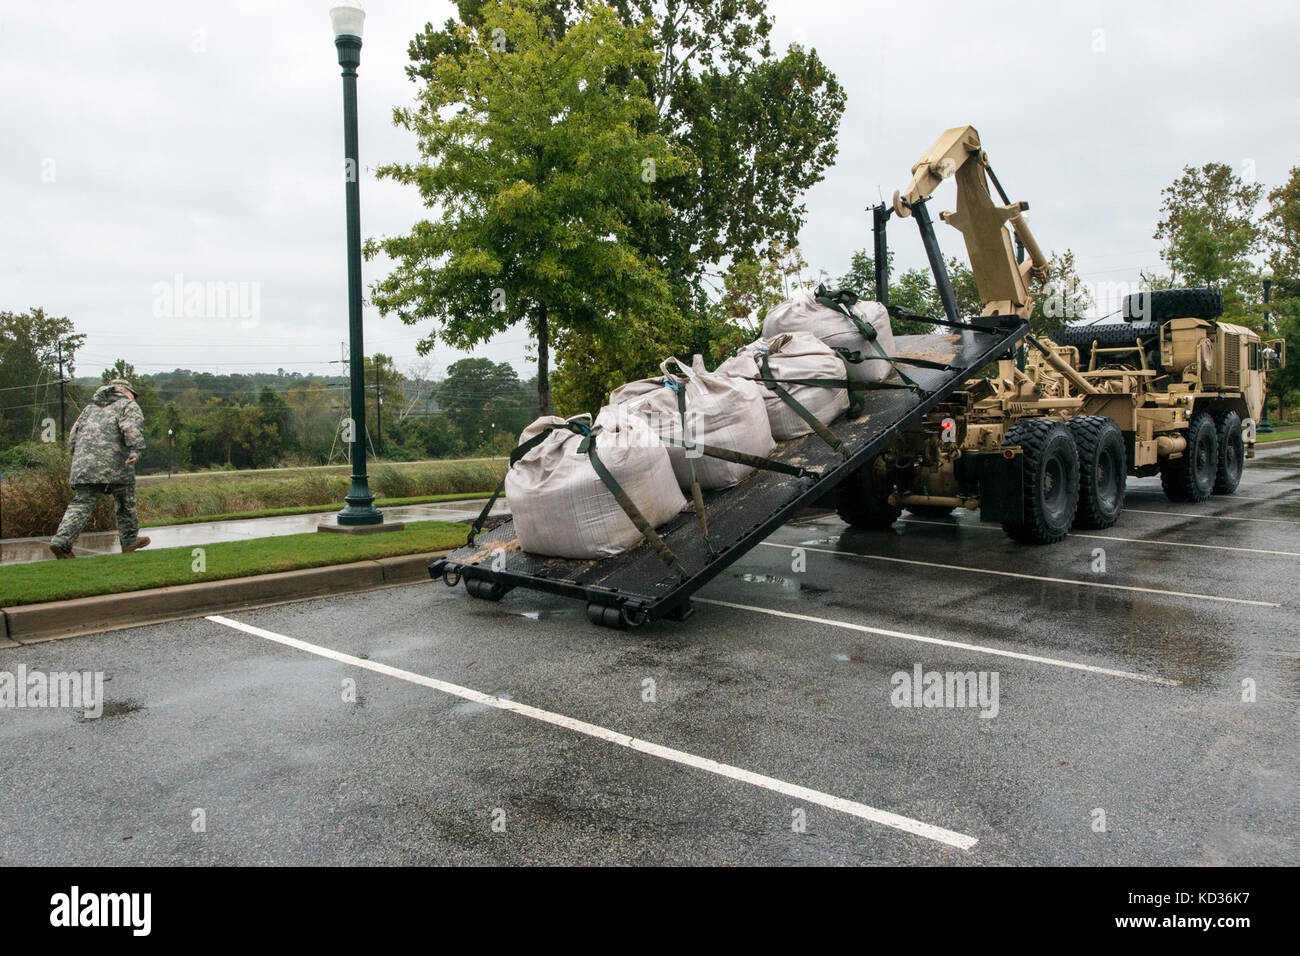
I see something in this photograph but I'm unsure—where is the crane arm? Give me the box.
[893,126,1049,320]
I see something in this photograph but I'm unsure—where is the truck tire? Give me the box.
[1000,419,1080,544]
[1122,288,1223,324]
[1213,410,1245,495]
[906,504,956,519]
[1048,321,1160,369]
[1159,411,1218,502]
[836,456,902,531]
[1067,416,1127,529]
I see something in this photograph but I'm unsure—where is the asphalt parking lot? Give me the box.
[2,446,1296,866]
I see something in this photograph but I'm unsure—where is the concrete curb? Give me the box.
[1256,436,1300,451]
[0,550,451,646]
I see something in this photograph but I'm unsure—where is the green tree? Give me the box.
[1155,162,1264,326]
[0,308,85,446]
[287,382,340,465]
[257,386,292,453]
[1032,249,1094,336]
[624,3,845,315]
[1263,168,1300,418]
[407,1,845,322]
[395,1,845,414]
[1265,166,1300,280]
[369,0,691,417]
[360,354,407,457]
[438,358,533,447]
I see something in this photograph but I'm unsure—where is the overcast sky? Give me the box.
[3,0,1297,382]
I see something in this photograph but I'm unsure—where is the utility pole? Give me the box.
[57,338,67,443]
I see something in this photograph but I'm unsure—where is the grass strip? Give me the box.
[1256,426,1300,443]
[142,492,491,527]
[0,520,469,607]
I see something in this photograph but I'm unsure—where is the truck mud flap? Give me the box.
[977,450,1025,524]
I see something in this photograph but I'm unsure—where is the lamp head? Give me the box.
[331,2,364,68]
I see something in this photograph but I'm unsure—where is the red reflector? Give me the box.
[1003,450,1015,459]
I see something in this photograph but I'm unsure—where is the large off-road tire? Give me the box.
[1068,416,1127,529]
[1159,411,1218,502]
[836,456,902,531]
[1122,288,1223,324]
[906,504,957,519]
[1213,410,1245,495]
[1048,321,1160,370]
[1001,419,1080,544]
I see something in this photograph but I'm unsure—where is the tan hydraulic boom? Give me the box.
[893,126,1049,320]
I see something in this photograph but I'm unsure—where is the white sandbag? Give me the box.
[594,355,775,491]
[761,287,896,385]
[505,415,686,560]
[715,332,850,440]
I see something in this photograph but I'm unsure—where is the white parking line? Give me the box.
[899,518,1300,559]
[1124,508,1300,526]
[694,598,1180,686]
[761,542,1280,608]
[205,614,979,851]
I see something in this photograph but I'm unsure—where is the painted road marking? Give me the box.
[762,542,1280,608]
[694,598,1180,687]
[205,614,979,851]
[1123,508,1300,526]
[898,518,1300,559]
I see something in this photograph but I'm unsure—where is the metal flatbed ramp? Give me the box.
[431,320,1028,626]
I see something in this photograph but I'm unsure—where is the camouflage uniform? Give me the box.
[51,383,146,551]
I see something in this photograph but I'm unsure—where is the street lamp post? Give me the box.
[1259,278,1274,434]
[331,1,383,526]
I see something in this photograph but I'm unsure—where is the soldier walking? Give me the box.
[49,378,152,558]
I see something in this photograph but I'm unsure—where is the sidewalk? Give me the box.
[0,498,505,567]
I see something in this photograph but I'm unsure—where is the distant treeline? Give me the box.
[0,315,535,474]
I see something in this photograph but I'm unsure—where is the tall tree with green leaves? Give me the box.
[1265,166,1300,281]
[437,357,534,447]
[369,0,691,416]
[0,308,84,446]
[1154,162,1264,325]
[1263,167,1300,417]
[394,1,845,414]
[407,1,844,317]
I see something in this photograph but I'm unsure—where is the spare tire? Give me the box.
[1050,322,1160,351]
[1122,288,1223,324]
[1048,321,1160,370]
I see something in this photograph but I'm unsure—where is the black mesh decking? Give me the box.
[432,321,1027,621]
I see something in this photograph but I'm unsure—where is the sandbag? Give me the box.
[505,415,686,560]
[594,355,775,491]
[715,332,850,440]
[761,287,896,385]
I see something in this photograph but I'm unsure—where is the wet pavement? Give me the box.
[0,498,504,566]
[0,446,1295,865]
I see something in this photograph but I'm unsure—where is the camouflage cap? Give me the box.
[108,378,136,394]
